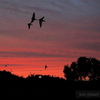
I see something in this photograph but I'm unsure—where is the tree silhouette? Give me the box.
[63,57,100,81]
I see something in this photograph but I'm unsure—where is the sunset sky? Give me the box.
[0,0,100,79]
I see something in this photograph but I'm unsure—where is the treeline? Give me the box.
[0,70,66,89]
[0,56,100,99]
[0,70,100,90]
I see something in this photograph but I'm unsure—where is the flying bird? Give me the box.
[45,65,47,69]
[27,23,32,29]
[31,12,37,23]
[39,16,45,27]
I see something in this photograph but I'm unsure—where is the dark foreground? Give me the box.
[0,70,100,99]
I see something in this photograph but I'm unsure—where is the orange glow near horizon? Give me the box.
[0,57,99,81]
[0,57,73,79]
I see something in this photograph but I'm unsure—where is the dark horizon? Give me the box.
[0,67,100,99]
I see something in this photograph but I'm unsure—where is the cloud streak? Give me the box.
[0,0,100,60]
[0,50,99,60]
[0,51,75,58]
[73,41,100,52]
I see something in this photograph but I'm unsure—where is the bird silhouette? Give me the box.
[31,12,37,23]
[27,23,32,29]
[45,65,47,69]
[39,16,45,27]
[5,65,7,67]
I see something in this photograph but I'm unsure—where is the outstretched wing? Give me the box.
[31,12,36,23]
[41,16,44,20]
[45,65,47,69]
[32,12,35,19]
[28,23,30,29]
[39,20,42,27]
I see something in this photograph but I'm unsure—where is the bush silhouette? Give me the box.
[0,56,100,99]
[63,56,100,81]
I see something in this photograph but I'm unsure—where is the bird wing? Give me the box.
[28,24,30,29]
[32,12,35,19]
[45,65,47,69]
[39,20,42,27]
[41,16,44,20]
[31,12,35,23]
[31,19,33,23]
